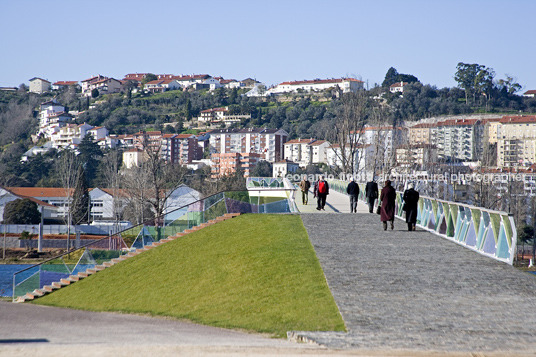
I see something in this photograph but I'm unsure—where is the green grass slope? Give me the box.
[34,214,346,337]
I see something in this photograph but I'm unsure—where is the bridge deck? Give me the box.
[297,195,536,352]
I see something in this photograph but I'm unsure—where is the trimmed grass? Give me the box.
[34,214,345,337]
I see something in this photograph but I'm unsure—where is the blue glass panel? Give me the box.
[496,225,510,259]
[482,227,497,255]
[465,224,477,247]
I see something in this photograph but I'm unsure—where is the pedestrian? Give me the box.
[314,176,329,211]
[365,180,378,213]
[346,177,360,213]
[298,175,311,205]
[403,182,419,231]
[380,179,396,230]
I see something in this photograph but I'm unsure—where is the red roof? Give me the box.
[390,82,408,88]
[499,115,536,124]
[437,119,480,126]
[53,81,78,86]
[524,90,536,95]
[279,78,363,86]
[176,134,195,139]
[201,107,228,113]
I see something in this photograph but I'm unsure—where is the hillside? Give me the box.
[32,214,346,337]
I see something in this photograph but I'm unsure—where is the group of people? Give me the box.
[298,175,329,211]
[299,175,419,231]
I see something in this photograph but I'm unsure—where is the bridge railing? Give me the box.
[12,189,296,301]
[328,179,517,265]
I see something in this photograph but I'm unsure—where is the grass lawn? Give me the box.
[33,214,346,337]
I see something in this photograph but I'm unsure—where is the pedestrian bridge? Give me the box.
[293,185,536,352]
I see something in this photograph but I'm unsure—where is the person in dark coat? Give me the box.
[365,180,379,213]
[346,178,360,213]
[403,182,419,231]
[380,180,396,230]
[314,176,329,211]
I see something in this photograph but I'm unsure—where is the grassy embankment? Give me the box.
[34,214,346,337]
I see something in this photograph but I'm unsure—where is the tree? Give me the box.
[250,160,273,177]
[3,199,41,224]
[77,133,102,186]
[71,166,90,224]
[55,150,81,250]
[497,75,522,95]
[91,88,99,98]
[454,62,492,105]
[382,67,399,88]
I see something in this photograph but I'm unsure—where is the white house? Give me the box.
[273,160,299,178]
[389,81,408,93]
[122,149,147,169]
[81,75,122,97]
[283,138,329,167]
[204,78,222,91]
[38,100,71,136]
[268,78,364,95]
[21,142,54,162]
[52,81,79,90]
[29,77,51,94]
[144,79,182,93]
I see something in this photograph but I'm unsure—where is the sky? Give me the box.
[1,0,535,91]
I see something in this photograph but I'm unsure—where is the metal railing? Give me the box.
[328,179,517,265]
[12,189,297,301]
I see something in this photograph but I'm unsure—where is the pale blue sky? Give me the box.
[1,0,534,91]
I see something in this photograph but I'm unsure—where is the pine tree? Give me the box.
[72,166,90,224]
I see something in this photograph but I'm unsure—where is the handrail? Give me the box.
[12,189,231,275]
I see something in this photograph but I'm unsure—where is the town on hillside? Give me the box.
[1,67,536,234]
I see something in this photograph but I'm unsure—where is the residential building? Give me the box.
[267,77,364,95]
[408,123,433,144]
[209,128,288,163]
[211,152,261,178]
[81,75,122,97]
[220,79,243,89]
[122,148,147,169]
[203,78,222,90]
[50,123,94,150]
[523,90,536,98]
[497,115,536,168]
[389,81,408,93]
[38,99,71,136]
[283,138,329,167]
[144,79,182,93]
[52,81,79,90]
[327,144,374,175]
[273,159,299,178]
[172,74,212,88]
[198,107,251,126]
[29,77,51,94]
[431,119,482,162]
[395,144,437,171]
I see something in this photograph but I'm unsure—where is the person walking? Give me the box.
[298,175,311,205]
[346,178,360,213]
[380,180,396,230]
[403,182,419,231]
[365,180,379,213]
[314,176,329,211]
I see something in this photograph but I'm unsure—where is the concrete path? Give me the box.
[295,188,368,214]
[298,213,536,354]
[0,300,320,357]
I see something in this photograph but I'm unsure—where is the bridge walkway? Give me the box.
[296,189,536,353]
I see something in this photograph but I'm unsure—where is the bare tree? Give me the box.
[326,92,369,176]
[100,150,124,230]
[55,150,81,252]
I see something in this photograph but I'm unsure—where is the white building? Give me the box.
[29,77,51,94]
[273,160,299,178]
[389,81,408,93]
[268,78,364,95]
[38,100,71,136]
[327,144,374,175]
[50,123,94,150]
[208,128,288,163]
[81,75,122,97]
[144,79,182,93]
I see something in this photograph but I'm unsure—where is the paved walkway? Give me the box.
[298,212,536,353]
[295,188,369,213]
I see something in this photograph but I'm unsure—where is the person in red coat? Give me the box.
[380,180,396,230]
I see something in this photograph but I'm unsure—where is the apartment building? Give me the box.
[49,123,94,150]
[29,77,51,94]
[210,152,261,178]
[430,119,483,162]
[283,138,329,167]
[198,107,251,126]
[395,144,437,171]
[81,75,122,97]
[408,123,433,144]
[208,128,288,163]
[497,116,536,168]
